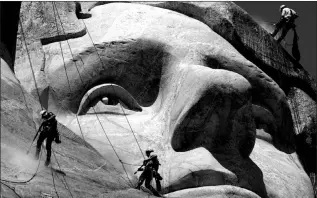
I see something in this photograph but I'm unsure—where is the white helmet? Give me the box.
[280,5,286,12]
[40,109,47,116]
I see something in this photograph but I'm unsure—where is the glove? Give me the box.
[55,139,61,144]
[154,172,163,180]
[54,132,61,144]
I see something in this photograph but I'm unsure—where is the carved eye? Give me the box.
[77,83,142,115]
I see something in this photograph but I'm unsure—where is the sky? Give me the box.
[235,1,317,80]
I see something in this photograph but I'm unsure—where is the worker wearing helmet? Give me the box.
[35,110,61,166]
[135,149,162,197]
[270,5,299,43]
[145,149,163,191]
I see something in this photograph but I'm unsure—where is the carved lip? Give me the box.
[165,185,261,198]
[160,169,259,197]
[155,148,263,197]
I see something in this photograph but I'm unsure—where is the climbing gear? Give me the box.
[2,11,73,198]
[135,150,163,196]
[271,6,298,45]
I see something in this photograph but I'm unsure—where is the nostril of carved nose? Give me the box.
[232,103,256,158]
[171,92,220,152]
[171,88,256,158]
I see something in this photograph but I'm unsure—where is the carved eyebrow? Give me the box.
[77,83,142,115]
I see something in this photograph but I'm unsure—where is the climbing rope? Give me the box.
[80,16,145,160]
[0,181,23,198]
[3,13,72,198]
[119,160,143,167]
[1,148,43,184]
[52,149,74,198]
[51,2,90,150]
[50,168,60,198]
[52,2,134,187]
[1,18,45,185]
[18,19,43,110]
[2,5,130,198]
[19,16,52,157]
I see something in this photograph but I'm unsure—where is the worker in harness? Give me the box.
[35,110,61,166]
[135,149,163,197]
[270,5,299,43]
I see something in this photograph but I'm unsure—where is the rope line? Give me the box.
[51,2,91,150]
[2,6,124,197]
[3,13,70,198]
[52,2,133,187]
[18,16,49,156]
[52,3,125,194]
[119,160,142,167]
[0,181,22,198]
[52,149,130,186]
[1,150,43,184]
[52,149,74,198]
[53,1,139,183]
[1,18,51,197]
[51,168,60,198]
[18,19,43,110]
[37,3,133,186]
[80,18,145,160]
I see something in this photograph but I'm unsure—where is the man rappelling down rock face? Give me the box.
[35,110,61,166]
[270,5,299,43]
[135,149,163,197]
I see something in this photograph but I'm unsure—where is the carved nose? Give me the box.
[151,65,258,195]
[167,65,256,158]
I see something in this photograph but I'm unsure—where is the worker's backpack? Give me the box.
[290,9,299,20]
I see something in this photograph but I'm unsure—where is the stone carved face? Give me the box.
[37,3,313,198]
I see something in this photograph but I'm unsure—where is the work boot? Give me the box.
[135,184,141,190]
[155,179,162,192]
[149,187,161,197]
[45,158,50,167]
[35,148,40,160]
[55,134,61,144]
[145,184,161,197]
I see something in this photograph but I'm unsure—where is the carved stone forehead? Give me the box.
[44,4,214,104]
